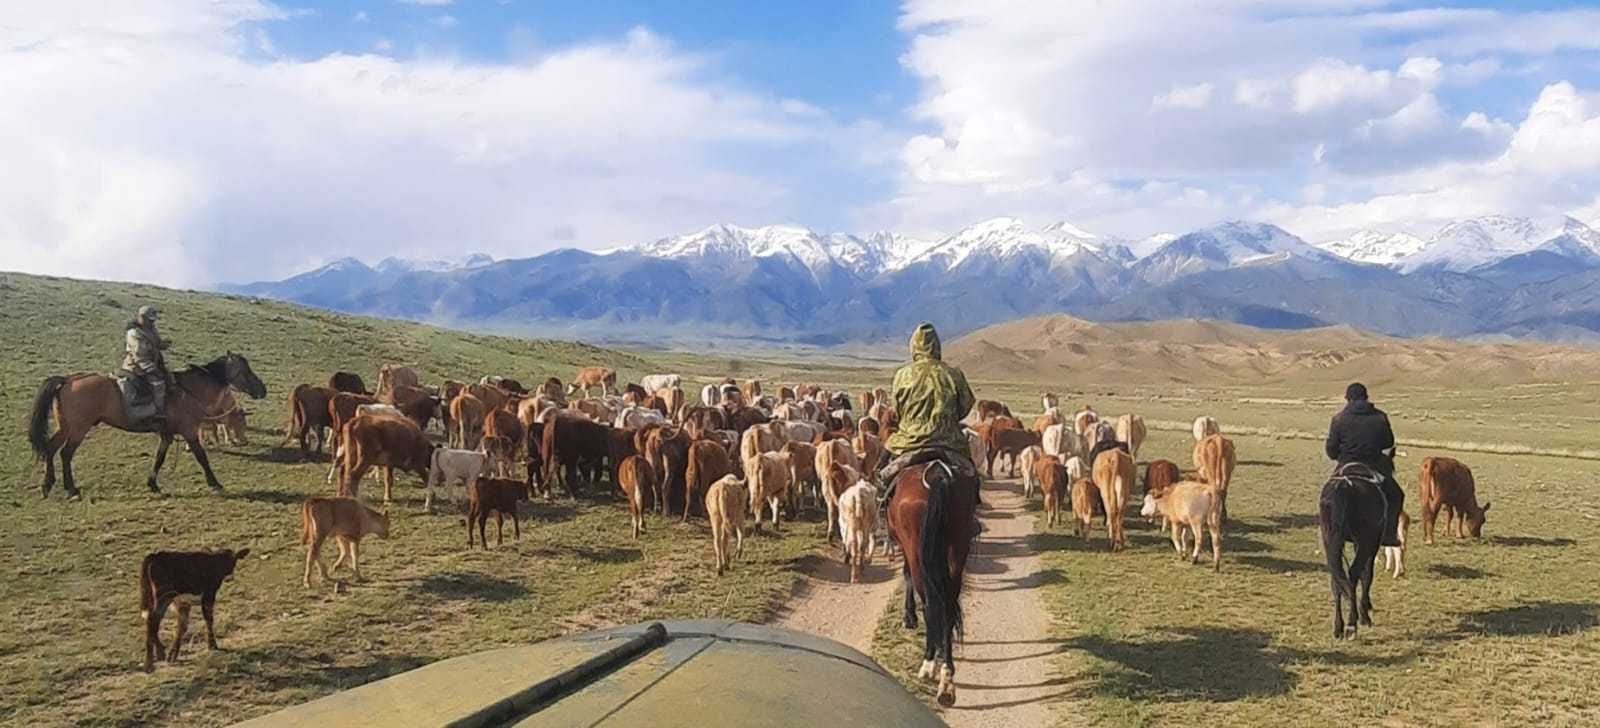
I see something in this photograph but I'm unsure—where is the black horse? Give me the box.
[1318,455,1395,639]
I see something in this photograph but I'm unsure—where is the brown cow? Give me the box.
[450,392,487,450]
[1092,448,1135,552]
[483,409,525,478]
[988,427,1041,478]
[375,365,420,404]
[467,477,529,548]
[300,496,389,587]
[569,366,616,398]
[540,377,567,406]
[541,413,610,497]
[706,474,748,575]
[1143,459,1182,496]
[328,371,369,395]
[853,431,884,485]
[339,415,434,502]
[1069,478,1101,541]
[646,426,692,516]
[140,549,248,672]
[782,441,819,510]
[684,440,734,522]
[1140,480,1223,571]
[1419,456,1490,543]
[1192,434,1237,521]
[816,438,857,541]
[285,384,337,454]
[1035,454,1068,529]
[617,455,654,539]
[975,399,1011,421]
[742,379,763,404]
[325,391,378,470]
[466,382,507,413]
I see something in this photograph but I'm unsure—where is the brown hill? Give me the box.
[946,315,1600,386]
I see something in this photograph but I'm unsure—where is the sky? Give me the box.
[5,0,1600,286]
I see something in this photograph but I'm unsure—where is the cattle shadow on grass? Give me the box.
[412,572,528,603]
[1428,563,1494,580]
[232,489,306,505]
[528,545,641,565]
[239,447,322,465]
[972,567,1067,592]
[1489,535,1577,548]
[1453,601,1600,637]
[222,647,430,694]
[1235,555,1324,574]
[1236,460,1284,468]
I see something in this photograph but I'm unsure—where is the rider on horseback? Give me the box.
[122,305,173,424]
[877,323,979,512]
[1326,382,1404,547]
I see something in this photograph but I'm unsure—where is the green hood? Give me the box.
[909,323,941,361]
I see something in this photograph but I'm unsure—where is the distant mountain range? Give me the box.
[223,215,1600,345]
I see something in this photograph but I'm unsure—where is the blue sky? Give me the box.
[6,1,1600,286]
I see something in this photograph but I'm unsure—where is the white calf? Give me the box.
[838,480,879,583]
[640,374,681,394]
[1018,445,1044,499]
[426,448,489,512]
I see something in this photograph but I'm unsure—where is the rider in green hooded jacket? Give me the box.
[878,322,979,494]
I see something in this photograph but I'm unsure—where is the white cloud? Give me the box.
[0,2,838,286]
[431,14,458,29]
[1233,78,1280,109]
[353,11,369,23]
[1152,82,1213,111]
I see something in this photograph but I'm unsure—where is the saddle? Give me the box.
[115,372,159,423]
[876,448,979,509]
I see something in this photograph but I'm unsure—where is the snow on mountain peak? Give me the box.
[1398,215,1549,273]
[1316,230,1429,266]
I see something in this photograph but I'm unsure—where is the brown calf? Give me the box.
[1192,434,1237,520]
[339,415,434,501]
[1419,456,1490,543]
[301,496,389,587]
[1092,448,1135,552]
[570,366,616,398]
[468,477,530,548]
[1035,454,1068,529]
[617,455,654,539]
[285,384,337,454]
[684,440,734,522]
[140,549,248,673]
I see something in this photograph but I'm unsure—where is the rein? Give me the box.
[171,364,233,417]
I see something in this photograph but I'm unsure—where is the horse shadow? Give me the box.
[1453,601,1599,637]
[972,568,1067,592]
[231,489,305,505]
[1230,513,1320,535]
[410,572,529,603]
[1234,555,1324,574]
[221,646,430,694]
[1489,535,1577,548]
[239,447,325,465]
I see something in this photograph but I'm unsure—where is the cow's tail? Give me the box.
[299,500,314,544]
[1418,458,1436,509]
[1320,486,1354,603]
[919,466,964,647]
[29,376,67,459]
[138,554,156,619]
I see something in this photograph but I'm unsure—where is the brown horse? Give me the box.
[29,353,267,499]
[887,460,979,707]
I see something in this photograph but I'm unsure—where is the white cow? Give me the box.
[1064,455,1086,484]
[640,374,681,393]
[701,384,721,407]
[1018,445,1045,499]
[425,447,489,512]
[838,480,879,583]
[1193,415,1221,443]
[615,405,668,430]
[357,403,404,419]
[770,419,824,446]
[1041,423,1077,460]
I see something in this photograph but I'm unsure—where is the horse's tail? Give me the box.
[29,376,67,459]
[1320,485,1354,603]
[282,383,306,445]
[919,466,964,644]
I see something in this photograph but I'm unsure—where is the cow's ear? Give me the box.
[234,548,251,561]
[1481,501,1491,512]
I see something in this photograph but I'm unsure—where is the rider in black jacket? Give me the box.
[1325,383,1403,546]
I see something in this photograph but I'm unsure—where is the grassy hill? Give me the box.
[0,272,845,726]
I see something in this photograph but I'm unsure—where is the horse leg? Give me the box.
[59,438,85,499]
[184,436,224,492]
[147,434,175,494]
[39,430,66,497]
[902,563,918,629]
[1357,539,1378,626]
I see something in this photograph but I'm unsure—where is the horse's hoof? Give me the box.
[917,660,937,681]
[65,490,82,502]
[936,685,957,707]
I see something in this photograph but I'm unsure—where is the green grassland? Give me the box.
[0,272,876,727]
[874,383,1600,726]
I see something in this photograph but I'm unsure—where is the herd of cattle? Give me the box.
[136,365,1496,673]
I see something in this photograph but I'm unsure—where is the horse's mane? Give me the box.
[176,356,231,384]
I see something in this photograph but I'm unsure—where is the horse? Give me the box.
[1318,458,1392,640]
[887,460,979,707]
[29,353,268,499]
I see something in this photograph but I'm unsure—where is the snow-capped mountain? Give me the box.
[224,214,1600,344]
[1316,230,1429,266]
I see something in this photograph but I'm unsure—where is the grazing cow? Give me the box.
[450,392,487,451]
[1091,448,1135,552]
[1115,414,1147,460]
[425,447,488,512]
[300,497,389,587]
[816,438,857,538]
[398,395,441,432]
[1041,422,1077,461]
[375,365,420,405]
[725,403,769,435]
[644,427,692,516]
[745,451,793,531]
[853,430,884,485]
[467,477,529,549]
[338,415,434,502]
[483,409,525,478]
[1144,459,1182,496]
[1068,477,1101,540]
[569,366,616,398]
[140,549,248,673]
[706,475,748,575]
[988,428,1041,478]
[541,413,611,497]
[1192,434,1237,521]
[616,455,655,539]
[838,480,879,583]
[1034,454,1068,528]
[285,384,337,454]
[682,405,728,437]
[1383,510,1411,577]
[1140,480,1223,571]
[1019,445,1045,499]
[1193,415,1221,442]
[685,440,734,522]
[1419,456,1490,543]
[640,374,680,393]
[782,441,820,509]
[328,371,368,395]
